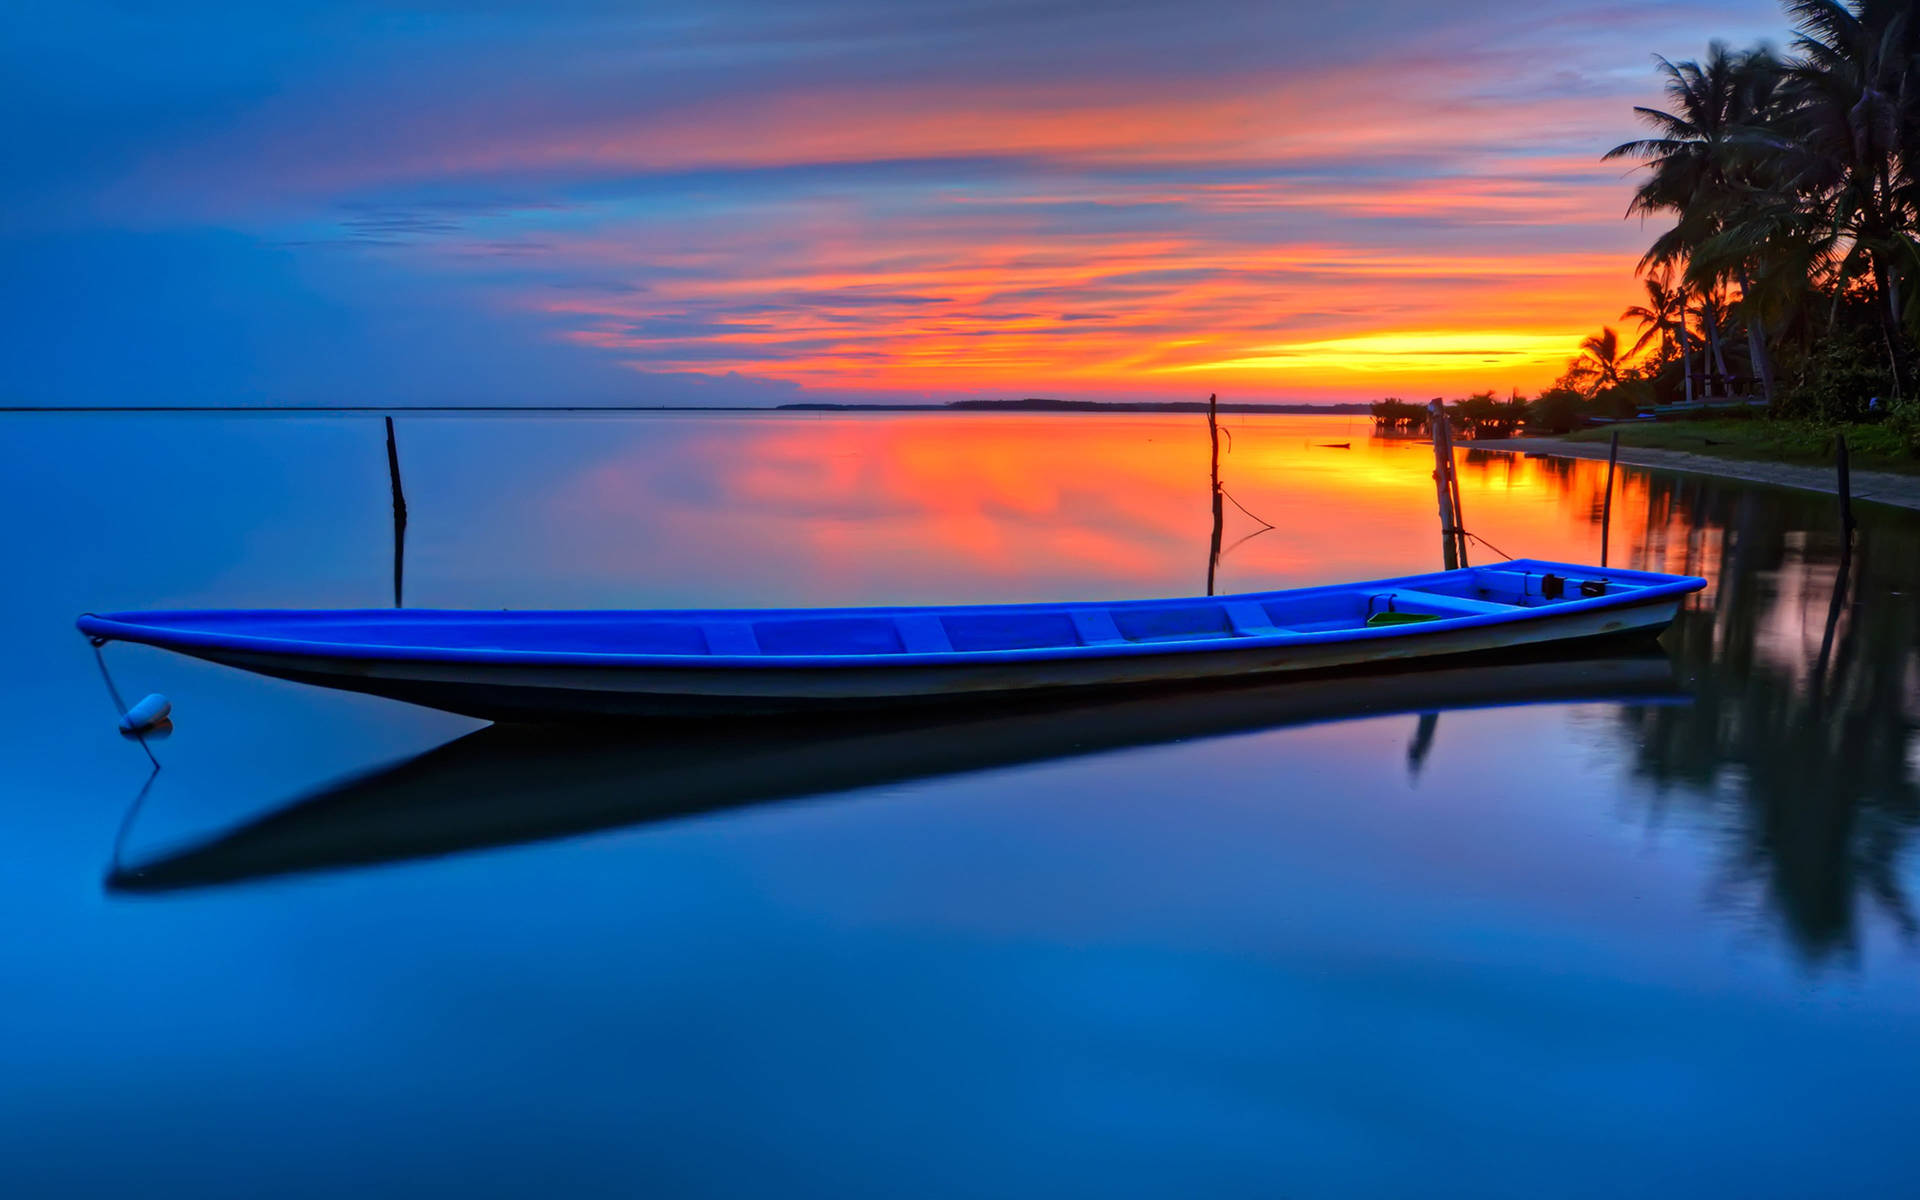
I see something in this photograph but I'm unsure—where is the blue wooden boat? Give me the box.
[77,559,1704,721]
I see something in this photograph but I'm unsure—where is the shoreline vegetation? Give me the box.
[1378,0,1920,481]
[1474,433,1920,511]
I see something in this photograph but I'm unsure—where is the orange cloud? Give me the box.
[526,229,1638,396]
[185,46,1665,400]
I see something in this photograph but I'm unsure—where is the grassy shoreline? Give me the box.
[1555,419,1920,475]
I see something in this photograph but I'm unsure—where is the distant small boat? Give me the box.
[78,560,1704,721]
[1318,441,1352,449]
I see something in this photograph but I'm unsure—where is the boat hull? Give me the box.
[154,594,1680,720]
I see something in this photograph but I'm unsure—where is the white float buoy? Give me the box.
[123,717,173,742]
[118,693,172,735]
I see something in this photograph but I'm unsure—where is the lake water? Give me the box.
[4,411,1917,1197]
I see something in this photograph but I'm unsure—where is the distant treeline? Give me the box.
[1372,394,1527,440]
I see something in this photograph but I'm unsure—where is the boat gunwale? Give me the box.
[76,559,1705,670]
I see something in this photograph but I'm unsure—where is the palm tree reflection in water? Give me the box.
[1500,452,1920,965]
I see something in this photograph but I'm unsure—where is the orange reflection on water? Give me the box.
[545,414,1680,607]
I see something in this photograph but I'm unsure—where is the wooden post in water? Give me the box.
[1600,430,1619,568]
[1427,399,1465,570]
[1448,430,1468,569]
[385,416,409,609]
[1836,432,1855,538]
[1206,393,1224,595]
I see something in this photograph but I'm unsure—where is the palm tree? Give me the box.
[1766,1,1920,393]
[1778,1,1919,325]
[1606,44,1754,243]
[1623,267,1694,402]
[1571,327,1627,396]
[1606,43,1784,399]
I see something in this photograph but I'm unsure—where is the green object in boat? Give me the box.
[1366,611,1441,627]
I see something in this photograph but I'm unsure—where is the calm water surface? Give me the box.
[4,412,1918,1197]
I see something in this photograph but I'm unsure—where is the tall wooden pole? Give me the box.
[1447,427,1469,570]
[1206,394,1224,595]
[1600,430,1619,568]
[1428,398,1462,571]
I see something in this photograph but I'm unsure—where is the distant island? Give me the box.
[778,398,1373,414]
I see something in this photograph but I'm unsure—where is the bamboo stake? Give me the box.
[385,416,409,609]
[1206,394,1224,595]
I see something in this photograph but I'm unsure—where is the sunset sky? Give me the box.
[3,1,1788,407]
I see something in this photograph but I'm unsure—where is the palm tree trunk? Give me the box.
[1873,187,1903,327]
[1875,258,1901,326]
[1882,322,1905,402]
[1875,258,1906,400]
[1681,327,1695,404]
[1738,268,1774,405]
[1671,309,1694,404]
[1703,298,1730,398]
[1747,321,1774,404]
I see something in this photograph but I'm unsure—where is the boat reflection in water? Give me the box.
[109,650,1681,893]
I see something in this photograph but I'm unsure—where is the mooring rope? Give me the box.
[1456,528,1516,562]
[108,764,162,876]
[1220,488,1276,531]
[84,632,165,873]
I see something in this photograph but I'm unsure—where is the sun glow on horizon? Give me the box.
[529,220,1636,398]
[1161,330,1586,378]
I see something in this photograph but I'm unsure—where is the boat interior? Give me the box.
[102,563,1667,659]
